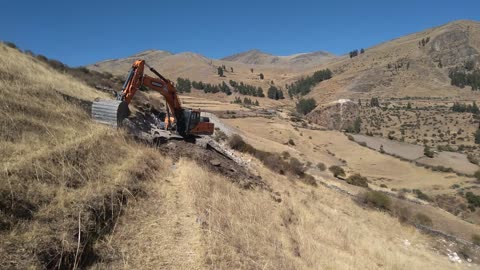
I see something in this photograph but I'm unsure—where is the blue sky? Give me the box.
[2,0,478,66]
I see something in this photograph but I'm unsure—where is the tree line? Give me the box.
[449,67,480,91]
[229,80,264,97]
[451,102,479,114]
[189,79,232,95]
[233,97,259,106]
[349,48,365,58]
[287,69,332,97]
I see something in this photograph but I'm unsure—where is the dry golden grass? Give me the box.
[0,43,164,268]
[183,158,468,269]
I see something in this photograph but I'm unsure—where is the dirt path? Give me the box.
[95,163,205,270]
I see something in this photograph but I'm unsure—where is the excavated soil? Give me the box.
[156,140,268,190]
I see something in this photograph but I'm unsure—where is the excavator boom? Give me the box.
[91,60,214,137]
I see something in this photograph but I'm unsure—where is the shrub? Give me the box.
[289,157,305,176]
[467,154,479,165]
[301,174,317,186]
[361,191,392,210]
[281,151,290,159]
[346,174,369,187]
[424,146,434,158]
[413,189,431,201]
[414,213,433,226]
[347,135,354,141]
[214,130,228,142]
[329,165,345,178]
[465,192,480,208]
[296,98,317,115]
[475,170,480,181]
[393,206,411,223]
[472,234,480,246]
[4,41,17,49]
[316,162,326,171]
[380,184,388,188]
[228,134,248,152]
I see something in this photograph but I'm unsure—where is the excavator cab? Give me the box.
[182,109,214,136]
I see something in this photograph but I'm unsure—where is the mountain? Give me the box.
[303,19,480,103]
[87,20,480,105]
[221,49,337,66]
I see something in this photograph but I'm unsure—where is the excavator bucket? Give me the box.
[91,99,130,127]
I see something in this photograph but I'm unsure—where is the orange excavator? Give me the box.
[91,60,214,137]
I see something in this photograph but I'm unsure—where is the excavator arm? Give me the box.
[91,60,214,136]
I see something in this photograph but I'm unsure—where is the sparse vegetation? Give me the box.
[296,98,317,115]
[449,68,480,90]
[329,165,345,178]
[423,145,434,158]
[316,162,326,171]
[267,85,284,100]
[192,80,232,95]
[466,192,480,208]
[414,213,433,226]
[361,191,392,210]
[413,189,431,201]
[370,97,380,107]
[346,174,369,187]
[228,135,314,183]
[176,77,192,93]
[475,170,480,181]
[472,234,480,246]
[286,69,332,97]
[451,102,479,114]
[229,80,265,97]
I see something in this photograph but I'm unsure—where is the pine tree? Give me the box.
[217,67,224,77]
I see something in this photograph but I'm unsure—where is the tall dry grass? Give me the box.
[181,159,468,269]
[0,43,163,268]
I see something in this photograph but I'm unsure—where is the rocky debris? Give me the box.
[119,106,267,190]
[307,99,359,130]
[209,159,221,166]
[447,251,462,263]
[157,140,267,190]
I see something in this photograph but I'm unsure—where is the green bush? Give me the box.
[329,165,345,178]
[346,174,369,187]
[466,192,480,208]
[296,98,317,115]
[414,213,433,226]
[362,191,392,210]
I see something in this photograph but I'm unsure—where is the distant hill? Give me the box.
[304,19,480,103]
[88,20,480,105]
[221,49,337,67]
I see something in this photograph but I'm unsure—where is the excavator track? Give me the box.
[91,99,129,127]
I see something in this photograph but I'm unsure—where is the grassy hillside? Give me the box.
[0,43,166,269]
[93,158,471,269]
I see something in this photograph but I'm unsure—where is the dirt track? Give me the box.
[352,134,479,175]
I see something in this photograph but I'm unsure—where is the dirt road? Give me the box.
[94,160,205,270]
